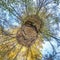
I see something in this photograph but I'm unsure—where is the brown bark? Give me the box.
[16,15,43,47]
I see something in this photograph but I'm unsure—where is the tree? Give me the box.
[0,0,60,60]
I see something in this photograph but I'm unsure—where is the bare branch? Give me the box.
[36,0,53,15]
[10,5,22,21]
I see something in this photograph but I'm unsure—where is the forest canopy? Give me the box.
[0,0,60,60]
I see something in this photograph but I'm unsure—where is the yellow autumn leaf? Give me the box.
[7,48,19,60]
[8,27,19,35]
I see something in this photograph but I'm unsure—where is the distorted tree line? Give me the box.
[0,0,60,60]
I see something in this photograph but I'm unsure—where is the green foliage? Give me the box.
[20,0,35,14]
[0,0,13,13]
[7,0,16,3]
[54,0,59,4]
